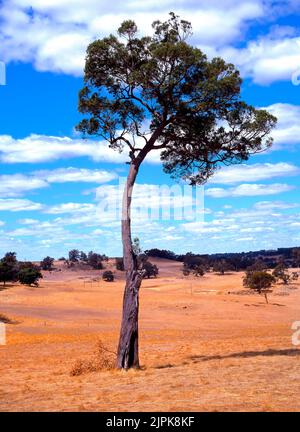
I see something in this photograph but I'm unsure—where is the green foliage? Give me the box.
[182,262,205,277]
[243,271,275,293]
[0,252,19,286]
[213,259,234,275]
[40,256,54,271]
[77,12,276,185]
[87,251,104,269]
[18,265,43,286]
[142,261,159,278]
[292,248,300,266]
[115,257,125,271]
[69,249,80,262]
[272,263,290,285]
[80,251,88,262]
[102,270,114,282]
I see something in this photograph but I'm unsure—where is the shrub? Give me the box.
[182,263,205,277]
[142,261,159,278]
[87,251,104,269]
[40,256,54,271]
[115,257,124,271]
[272,263,290,285]
[102,270,114,282]
[243,270,275,303]
[18,265,43,286]
[70,340,115,376]
[0,252,19,286]
[212,259,234,275]
[68,249,80,262]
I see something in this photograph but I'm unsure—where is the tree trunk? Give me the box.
[116,162,143,369]
[264,292,269,304]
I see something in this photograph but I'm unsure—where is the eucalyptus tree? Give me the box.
[77,13,276,369]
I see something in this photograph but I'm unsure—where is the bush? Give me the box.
[87,251,104,269]
[272,263,290,284]
[70,340,115,376]
[243,270,275,303]
[182,263,205,277]
[68,249,80,262]
[212,259,234,275]
[0,252,19,286]
[115,257,124,271]
[142,261,159,278]
[18,265,43,286]
[102,270,114,282]
[40,256,54,271]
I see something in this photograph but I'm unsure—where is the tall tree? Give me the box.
[77,13,276,369]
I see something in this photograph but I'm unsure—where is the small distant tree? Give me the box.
[273,262,290,285]
[69,249,80,262]
[182,263,205,277]
[0,252,19,286]
[292,248,300,267]
[18,265,43,287]
[246,259,267,272]
[182,266,191,277]
[292,271,299,281]
[58,256,66,261]
[87,251,104,269]
[116,257,125,271]
[213,259,234,275]
[243,270,275,303]
[40,256,54,271]
[142,261,159,278]
[0,262,18,286]
[80,251,88,262]
[102,270,114,282]
[193,265,205,277]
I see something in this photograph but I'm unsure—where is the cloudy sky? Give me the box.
[1,0,300,259]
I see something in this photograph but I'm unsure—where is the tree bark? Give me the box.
[116,162,143,369]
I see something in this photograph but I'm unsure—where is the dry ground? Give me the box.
[1,258,300,412]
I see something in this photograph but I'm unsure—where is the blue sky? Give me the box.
[0,0,300,259]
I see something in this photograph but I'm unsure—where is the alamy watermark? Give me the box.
[0,61,6,85]
[96,177,205,223]
[291,68,300,86]
[0,323,6,345]
[291,321,300,346]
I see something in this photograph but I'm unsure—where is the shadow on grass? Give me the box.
[188,348,300,363]
[0,313,20,324]
[0,283,17,292]
[155,363,176,369]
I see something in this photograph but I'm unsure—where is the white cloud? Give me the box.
[262,104,300,149]
[45,202,95,214]
[0,174,48,197]
[206,183,294,198]
[0,134,164,164]
[35,167,117,183]
[0,134,128,164]
[0,0,290,83]
[0,199,44,211]
[210,162,299,185]
[253,200,299,210]
[222,33,300,85]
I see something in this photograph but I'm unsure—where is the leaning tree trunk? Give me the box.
[116,162,143,369]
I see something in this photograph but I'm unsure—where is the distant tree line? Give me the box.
[64,250,108,270]
[146,247,300,272]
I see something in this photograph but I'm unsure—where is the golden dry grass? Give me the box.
[0,259,300,412]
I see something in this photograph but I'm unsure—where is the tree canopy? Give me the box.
[77,12,276,185]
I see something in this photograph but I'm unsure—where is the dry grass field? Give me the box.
[1,258,300,412]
